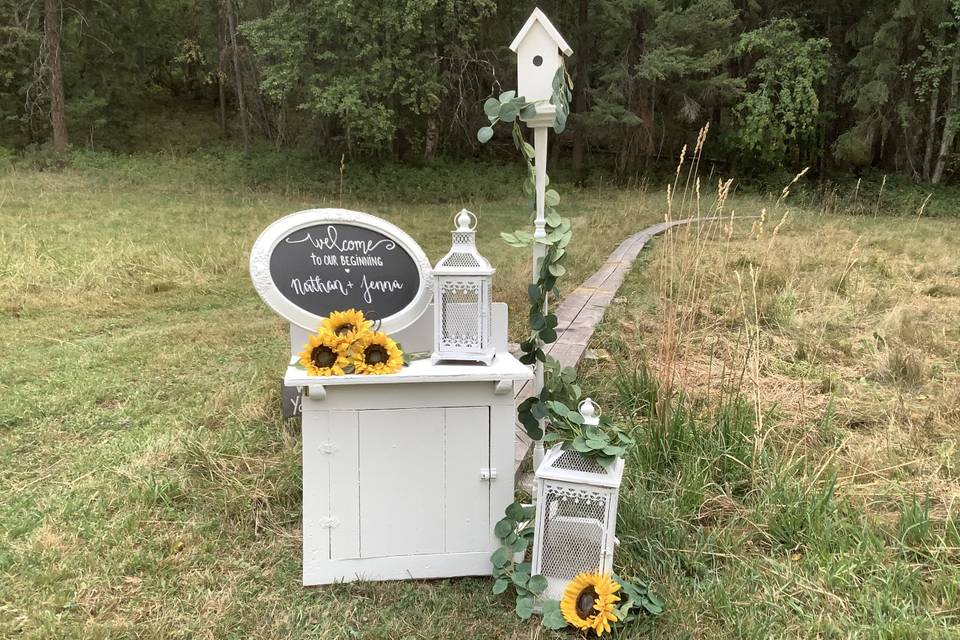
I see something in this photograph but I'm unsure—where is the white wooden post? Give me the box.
[510,9,573,470]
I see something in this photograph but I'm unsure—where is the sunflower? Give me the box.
[298,332,349,376]
[321,309,372,341]
[560,572,621,636]
[352,331,403,375]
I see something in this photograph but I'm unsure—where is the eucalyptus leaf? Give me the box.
[554,109,567,134]
[572,436,591,453]
[505,501,525,522]
[527,575,548,594]
[548,263,566,277]
[641,598,664,615]
[511,569,530,587]
[492,578,510,595]
[542,601,567,629]
[494,518,514,539]
[499,90,516,102]
[499,102,519,122]
[483,97,501,120]
[545,189,560,206]
[531,401,549,420]
[515,596,535,620]
[477,126,494,143]
[596,455,617,469]
[490,545,511,568]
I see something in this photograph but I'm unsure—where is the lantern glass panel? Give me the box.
[538,484,609,580]
[440,279,482,350]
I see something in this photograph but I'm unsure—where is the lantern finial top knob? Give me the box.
[455,209,475,231]
[578,398,601,426]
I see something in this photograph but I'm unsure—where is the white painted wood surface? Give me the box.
[509,8,572,104]
[285,350,530,390]
[510,9,574,473]
[359,408,446,557]
[294,353,531,585]
[250,208,433,334]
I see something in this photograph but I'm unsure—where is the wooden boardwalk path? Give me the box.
[511,218,706,476]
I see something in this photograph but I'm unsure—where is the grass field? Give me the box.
[2,156,959,638]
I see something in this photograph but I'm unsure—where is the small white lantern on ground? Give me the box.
[531,398,625,602]
[432,209,496,365]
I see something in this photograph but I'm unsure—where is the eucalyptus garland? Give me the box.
[478,69,663,632]
[478,68,632,469]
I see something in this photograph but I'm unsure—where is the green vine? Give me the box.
[489,502,566,627]
[478,67,663,632]
[478,67,631,468]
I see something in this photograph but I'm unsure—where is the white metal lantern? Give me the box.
[531,399,625,601]
[432,209,495,365]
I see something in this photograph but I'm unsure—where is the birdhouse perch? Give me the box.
[509,8,573,107]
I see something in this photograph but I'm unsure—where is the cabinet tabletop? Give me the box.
[284,352,533,388]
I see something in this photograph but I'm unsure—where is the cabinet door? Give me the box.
[444,407,491,553]
[357,407,490,558]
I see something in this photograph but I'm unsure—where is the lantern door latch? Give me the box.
[480,467,497,480]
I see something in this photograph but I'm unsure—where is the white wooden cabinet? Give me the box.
[286,353,531,585]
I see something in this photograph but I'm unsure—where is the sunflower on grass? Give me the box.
[560,572,621,636]
[352,331,404,375]
[298,332,349,376]
[322,308,372,341]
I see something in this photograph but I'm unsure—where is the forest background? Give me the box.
[6,0,960,198]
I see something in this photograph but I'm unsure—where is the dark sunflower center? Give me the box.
[335,323,355,336]
[575,586,599,619]
[364,344,388,365]
[311,345,337,368]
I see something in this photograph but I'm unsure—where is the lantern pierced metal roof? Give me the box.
[435,209,494,275]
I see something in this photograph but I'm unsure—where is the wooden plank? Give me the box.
[512,217,734,477]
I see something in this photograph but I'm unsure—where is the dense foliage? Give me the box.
[6,0,960,182]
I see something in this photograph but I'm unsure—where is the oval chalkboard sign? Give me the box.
[250,209,432,334]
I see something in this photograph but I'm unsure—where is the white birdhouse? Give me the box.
[432,209,495,365]
[509,8,573,105]
[531,399,625,602]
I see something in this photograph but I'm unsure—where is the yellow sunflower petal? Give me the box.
[560,572,621,636]
[298,331,349,376]
[351,331,403,375]
[321,309,373,342]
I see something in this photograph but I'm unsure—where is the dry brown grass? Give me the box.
[617,130,960,514]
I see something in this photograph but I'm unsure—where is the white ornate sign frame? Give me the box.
[249,208,434,334]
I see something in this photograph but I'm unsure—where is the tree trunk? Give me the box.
[423,114,439,159]
[922,85,939,180]
[571,0,590,179]
[44,0,67,154]
[224,0,249,148]
[932,39,960,184]
[216,3,227,132]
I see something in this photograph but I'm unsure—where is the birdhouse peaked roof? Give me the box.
[509,8,573,56]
